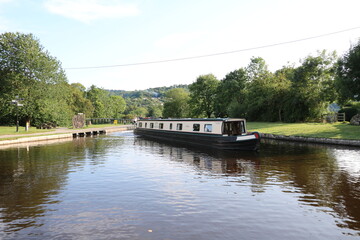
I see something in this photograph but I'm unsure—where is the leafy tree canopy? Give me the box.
[0,32,71,126]
[163,88,190,118]
[285,50,338,122]
[189,74,219,118]
[336,40,360,103]
[87,85,126,118]
[215,68,248,117]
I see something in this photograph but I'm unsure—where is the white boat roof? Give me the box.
[138,118,246,122]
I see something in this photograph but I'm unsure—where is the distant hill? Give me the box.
[106,84,189,118]
[107,84,189,99]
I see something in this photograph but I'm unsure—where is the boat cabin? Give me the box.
[136,118,247,136]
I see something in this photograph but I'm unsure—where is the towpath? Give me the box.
[0,125,134,140]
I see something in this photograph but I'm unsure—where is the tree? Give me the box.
[163,88,190,118]
[214,68,248,117]
[272,66,293,122]
[87,85,126,118]
[133,107,148,117]
[68,83,94,117]
[285,50,338,122]
[336,40,360,103]
[240,57,275,121]
[87,85,107,118]
[110,95,126,118]
[0,32,72,126]
[246,57,269,81]
[189,74,219,118]
[147,103,163,118]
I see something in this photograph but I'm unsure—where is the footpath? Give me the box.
[0,125,135,146]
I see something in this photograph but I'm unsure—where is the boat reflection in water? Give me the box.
[134,134,260,173]
[135,135,360,236]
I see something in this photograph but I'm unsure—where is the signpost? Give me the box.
[10,96,24,132]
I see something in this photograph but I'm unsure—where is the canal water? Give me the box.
[0,131,360,240]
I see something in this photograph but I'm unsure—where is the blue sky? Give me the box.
[1,0,360,91]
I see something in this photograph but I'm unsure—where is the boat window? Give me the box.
[169,123,173,130]
[150,123,154,128]
[176,123,182,130]
[193,124,200,131]
[204,124,212,132]
[159,123,164,129]
[139,122,142,127]
[145,123,147,128]
[240,121,246,133]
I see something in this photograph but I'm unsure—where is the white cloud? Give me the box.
[44,0,140,23]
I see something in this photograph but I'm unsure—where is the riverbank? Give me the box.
[1,122,359,148]
[247,122,360,147]
[0,125,135,146]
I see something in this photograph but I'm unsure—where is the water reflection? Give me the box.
[0,132,359,239]
[135,136,360,234]
[0,139,83,234]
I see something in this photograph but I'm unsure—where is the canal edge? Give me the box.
[0,133,74,146]
[260,133,360,147]
[0,125,135,146]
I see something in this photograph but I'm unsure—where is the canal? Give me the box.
[0,131,360,239]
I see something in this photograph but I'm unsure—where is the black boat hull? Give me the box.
[134,128,260,151]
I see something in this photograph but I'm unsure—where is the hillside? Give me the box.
[107,84,189,99]
[106,84,189,118]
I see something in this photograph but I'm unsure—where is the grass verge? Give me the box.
[247,122,360,140]
[0,124,129,141]
[0,126,55,135]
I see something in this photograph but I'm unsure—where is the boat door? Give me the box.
[222,121,246,136]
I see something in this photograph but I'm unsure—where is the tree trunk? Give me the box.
[278,108,282,122]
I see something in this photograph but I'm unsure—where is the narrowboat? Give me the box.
[134,118,260,151]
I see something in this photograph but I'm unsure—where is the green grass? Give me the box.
[0,123,127,141]
[247,122,360,140]
[0,123,128,135]
[0,126,55,136]
[3,122,357,141]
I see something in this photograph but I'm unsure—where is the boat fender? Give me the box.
[252,132,260,139]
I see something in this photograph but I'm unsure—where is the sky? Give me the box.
[1,0,360,91]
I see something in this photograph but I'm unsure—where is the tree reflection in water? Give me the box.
[135,137,360,233]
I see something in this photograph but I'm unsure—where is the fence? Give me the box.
[86,118,133,125]
[323,113,346,123]
[337,113,345,122]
